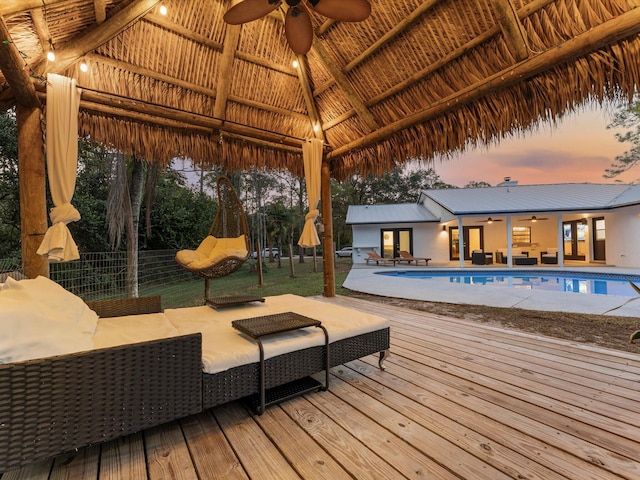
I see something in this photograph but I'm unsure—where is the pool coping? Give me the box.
[343,265,640,317]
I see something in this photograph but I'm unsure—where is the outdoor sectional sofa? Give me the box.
[0,278,390,472]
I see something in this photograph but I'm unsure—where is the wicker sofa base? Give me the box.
[0,333,203,473]
[203,328,390,409]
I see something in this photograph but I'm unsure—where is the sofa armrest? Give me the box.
[86,296,162,317]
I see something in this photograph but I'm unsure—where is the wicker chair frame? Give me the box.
[176,176,250,300]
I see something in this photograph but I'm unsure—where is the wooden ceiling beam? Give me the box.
[0,18,39,108]
[294,55,325,141]
[50,88,306,148]
[323,0,554,130]
[144,13,297,76]
[94,0,107,24]
[86,53,309,120]
[31,0,163,77]
[316,19,335,36]
[0,0,67,17]
[312,39,379,131]
[327,6,640,159]
[214,2,241,120]
[313,0,441,97]
[494,0,529,62]
[29,8,51,55]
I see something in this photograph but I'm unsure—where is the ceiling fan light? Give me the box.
[487,217,493,224]
[531,216,537,222]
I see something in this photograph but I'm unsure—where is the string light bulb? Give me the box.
[313,123,320,132]
[292,59,299,68]
[47,50,55,61]
[80,60,88,72]
[159,4,167,15]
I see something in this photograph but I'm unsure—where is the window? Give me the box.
[512,226,531,244]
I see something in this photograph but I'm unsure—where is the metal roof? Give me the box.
[420,183,640,215]
[346,204,438,225]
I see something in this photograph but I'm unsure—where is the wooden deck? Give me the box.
[3,296,640,480]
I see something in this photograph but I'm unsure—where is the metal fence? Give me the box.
[1,250,204,308]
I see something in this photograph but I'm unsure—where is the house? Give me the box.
[347,182,640,268]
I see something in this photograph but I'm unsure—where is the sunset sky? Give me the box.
[430,103,638,187]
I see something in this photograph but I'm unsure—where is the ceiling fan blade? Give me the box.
[224,0,281,25]
[307,0,371,22]
[285,7,313,54]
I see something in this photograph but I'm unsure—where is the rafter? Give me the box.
[0,18,39,108]
[214,3,241,120]
[314,0,441,97]
[30,0,163,77]
[327,6,640,159]
[29,8,50,55]
[494,0,529,62]
[312,39,379,131]
[322,0,554,131]
[294,55,325,141]
[85,53,309,121]
[94,0,107,24]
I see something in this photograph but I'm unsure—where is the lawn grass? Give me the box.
[140,257,353,309]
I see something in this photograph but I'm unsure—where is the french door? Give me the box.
[450,226,483,260]
[381,228,412,258]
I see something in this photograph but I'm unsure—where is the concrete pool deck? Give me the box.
[343,264,640,317]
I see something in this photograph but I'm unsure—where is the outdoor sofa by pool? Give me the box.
[0,277,390,472]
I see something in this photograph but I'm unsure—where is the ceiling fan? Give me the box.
[223,0,372,55]
[519,215,548,222]
[476,217,503,223]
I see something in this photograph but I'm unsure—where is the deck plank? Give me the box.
[3,296,640,480]
[180,411,249,480]
[252,400,354,479]
[279,395,423,480]
[49,446,99,480]
[144,422,198,480]
[212,402,301,480]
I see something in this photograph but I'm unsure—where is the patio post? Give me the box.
[17,105,49,278]
[321,159,335,297]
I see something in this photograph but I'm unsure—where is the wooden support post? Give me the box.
[17,105,49,279]
[321,160,335,297]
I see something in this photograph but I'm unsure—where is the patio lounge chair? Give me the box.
[398,250,431,265]
[365,251,398,265]
[1,285,390,471]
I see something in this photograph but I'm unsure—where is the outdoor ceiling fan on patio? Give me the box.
[476,217,503,223]
[519,215,548,222]
[223,0,372,54]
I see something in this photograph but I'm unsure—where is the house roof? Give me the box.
[1,1,639,179]
[347,204,438,225]
[420,183,640,216]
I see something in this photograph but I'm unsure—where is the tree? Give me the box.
[465,180,492,188]
[0,110,20,258]
[604,99,640,179]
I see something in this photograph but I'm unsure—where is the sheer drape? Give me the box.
[37,74,81,262]
[298,138,323,248]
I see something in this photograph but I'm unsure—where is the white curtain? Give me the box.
[298,138,323,248]
[37,74,82,262]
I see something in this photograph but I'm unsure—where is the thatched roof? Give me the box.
[1,0,639,179]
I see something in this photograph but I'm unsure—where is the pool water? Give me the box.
[377,270,640,297]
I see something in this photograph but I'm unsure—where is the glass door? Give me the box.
[449,226,483,260]
[381,229,412,258]
[593,217,606,261]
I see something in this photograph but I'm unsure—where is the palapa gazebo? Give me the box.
[1,0,639,296]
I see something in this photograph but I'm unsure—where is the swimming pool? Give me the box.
[377,270,640,297]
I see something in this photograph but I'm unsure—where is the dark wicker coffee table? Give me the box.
[206,295,265,309]
[232,312,329,414]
